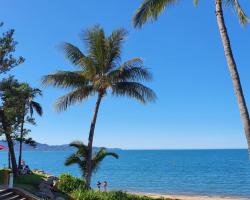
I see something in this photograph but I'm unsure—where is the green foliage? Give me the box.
[57,173,87,193]
[65,141,119,180]
[71,190,173,200]
[0,77,42,172]
[15,129,37,148]
[0,76,24,135]
[0,76,42,140]
[133,0,177,28]
[0,22,24,73]
[42,26,156,112]
[233,0,250,25]
[133,0,250,28]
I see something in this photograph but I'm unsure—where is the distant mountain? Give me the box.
[0,141,121,151]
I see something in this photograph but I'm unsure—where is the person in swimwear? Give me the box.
[97,181,101,191]
[103,181,107,192]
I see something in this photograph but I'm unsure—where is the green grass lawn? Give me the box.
[14,173,47,193]
[70,190,177,200]
[0,169,46,193]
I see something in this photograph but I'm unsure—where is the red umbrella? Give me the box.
[0,145,5,150]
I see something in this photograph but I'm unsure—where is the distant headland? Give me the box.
[0,140,121,151]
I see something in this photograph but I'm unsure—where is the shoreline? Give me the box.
[131,192,250,200]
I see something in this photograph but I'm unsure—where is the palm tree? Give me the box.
[42,26,156,188]
[17,85,42,168]
[65,141,119,185]
[133,0,250,156]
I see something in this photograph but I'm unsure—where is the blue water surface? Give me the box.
[0,149,250,198]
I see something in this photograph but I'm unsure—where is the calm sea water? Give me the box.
[1,149,250,198]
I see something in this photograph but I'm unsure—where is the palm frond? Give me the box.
[62,42,86,66]
[42,71,89,89]
[30,101,43,116]
[223,0,236,7]
[65,153,82,166]
[105,29,128,72]
[112,82,156,104]
[108,58,152,83]
[69,140,85,149]
[62,42,97,73]
[92,148,119,172]
[234,0,250,25]
[82,26,106,73]
[29,105,33,117]
[32,88,42,97]
[55,86,95,112]
[67,141,89,177]
[222,0,250,25]
[133,0,178,28]
[193,0,199,6]
[69,141,89,158]
[79,161,88,178]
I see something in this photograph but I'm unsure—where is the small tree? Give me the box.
[0,77,42,175]
[15,84,42,168]
[65,141,119,185]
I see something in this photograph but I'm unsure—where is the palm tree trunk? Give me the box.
[215,0,250,156]
[18,114,25,169]
[0,110,18,176]
[86,92,103,189]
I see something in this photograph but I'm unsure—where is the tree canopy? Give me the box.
[0,23,24,74]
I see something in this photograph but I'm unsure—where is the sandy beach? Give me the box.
[133,192,250,200]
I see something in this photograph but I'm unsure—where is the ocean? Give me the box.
[1,149,250,198]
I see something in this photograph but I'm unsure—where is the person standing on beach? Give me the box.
[103,181,107,192]
[97,181,101,191]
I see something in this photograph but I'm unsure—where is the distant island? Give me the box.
[0,141,121,151]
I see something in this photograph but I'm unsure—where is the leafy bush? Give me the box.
[57,173,86,193]
[71,190,170,200]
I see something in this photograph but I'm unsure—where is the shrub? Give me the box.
[57,174,86,193]
[71,189,168,200]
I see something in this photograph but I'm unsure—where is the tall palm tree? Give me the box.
[133,0,250,155]
[42,26,156,188]
[17,85,42,168]
[65,141,119,184]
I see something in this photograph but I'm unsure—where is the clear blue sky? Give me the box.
[1,0,250,149]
